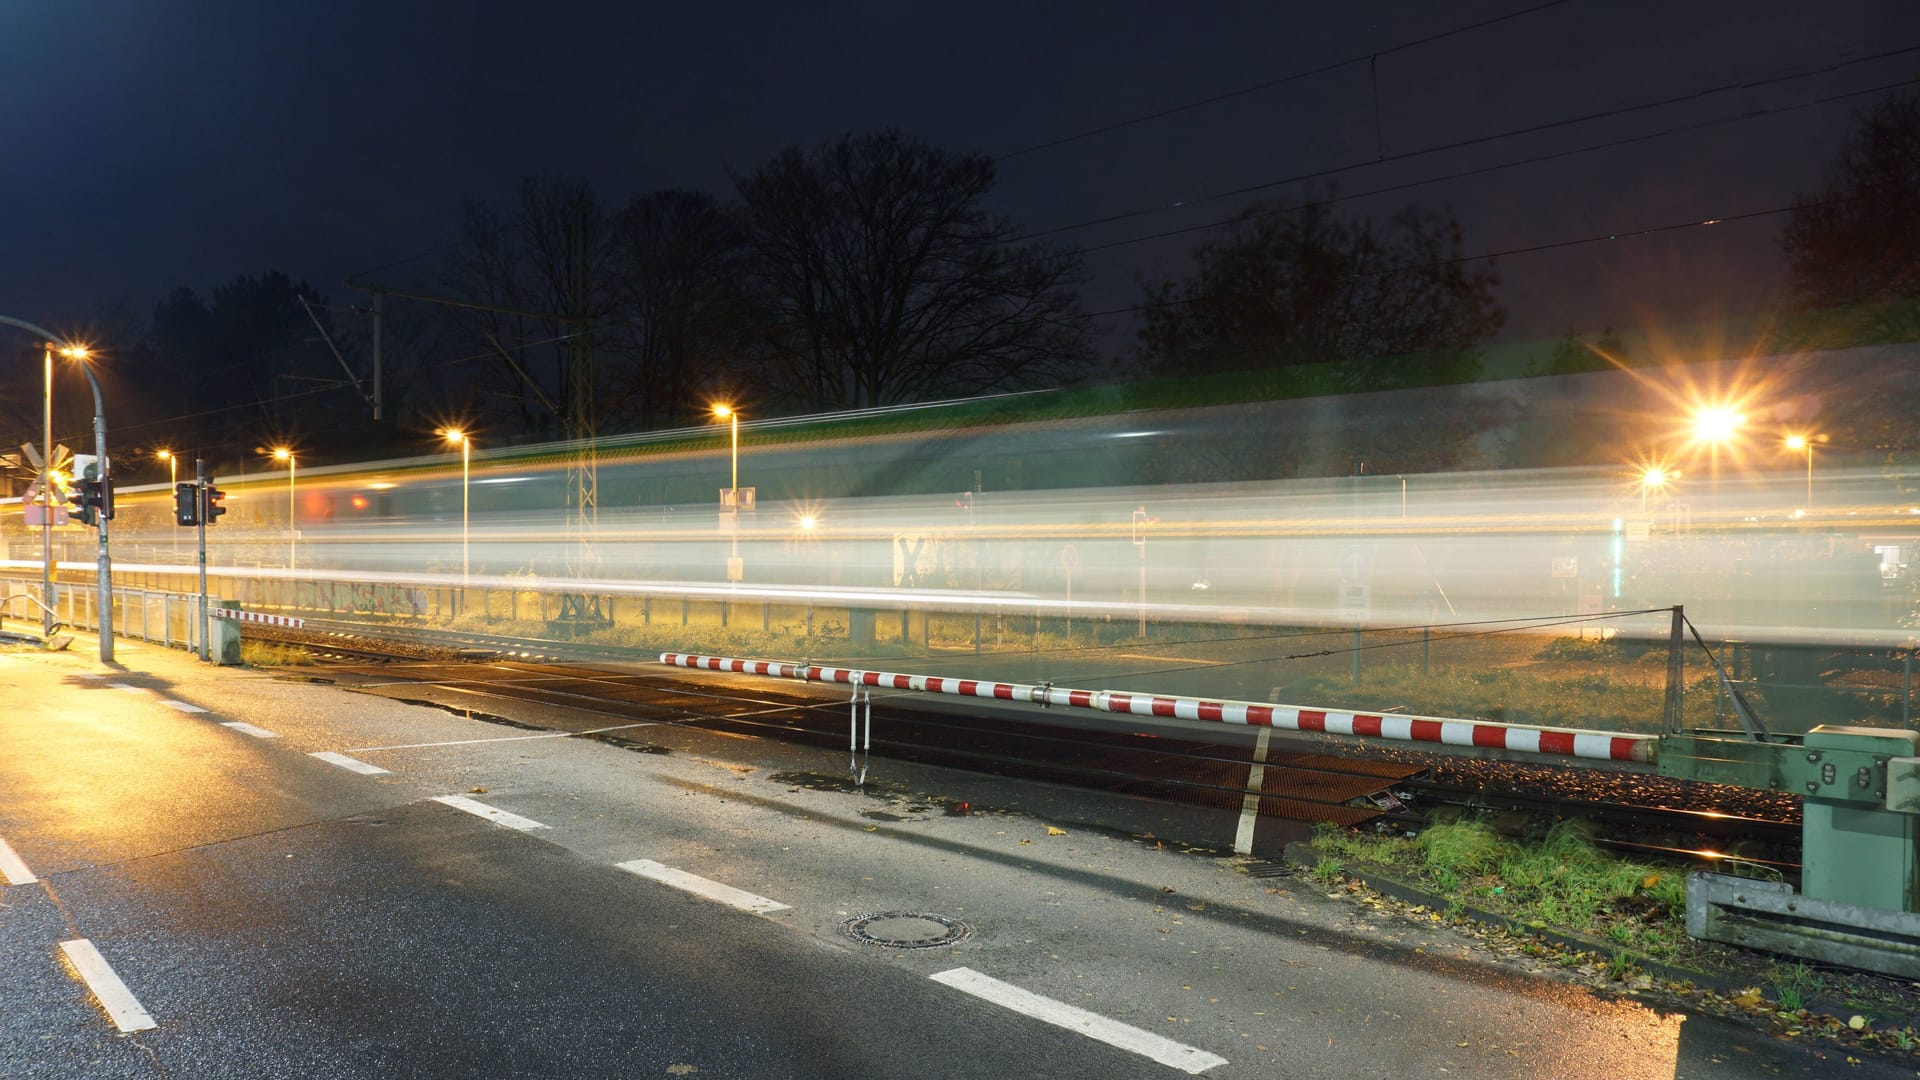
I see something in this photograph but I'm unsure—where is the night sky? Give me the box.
[4,0,1916,354]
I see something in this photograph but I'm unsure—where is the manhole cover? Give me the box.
[842,911,972,949]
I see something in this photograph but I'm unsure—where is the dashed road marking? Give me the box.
[221,722,280,739]
[929,967,1227,1074]
[108,683,148,693]
[310,751,390,775]
[161,699,208,714]
[58,939,157,1033]
[614,859,790,915]
[431,794,547,832]
[0,837,37,885]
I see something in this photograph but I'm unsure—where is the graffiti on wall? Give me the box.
[294,581,429,615]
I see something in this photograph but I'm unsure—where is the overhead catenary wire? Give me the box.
[1072,73,1920,260]
[994,0,1578,162]
[1016,41,1920,245]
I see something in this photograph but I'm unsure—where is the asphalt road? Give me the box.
[0,637,1901,1078]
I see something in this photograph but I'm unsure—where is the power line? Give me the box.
[1075,73,1920,259]
[995,0,1577,162]
[1017,40,1920,243]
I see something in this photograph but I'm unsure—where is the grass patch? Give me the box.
[241,641,315,667]
[1311,819,1690,959]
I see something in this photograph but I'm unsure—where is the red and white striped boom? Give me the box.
[659,652,1656,764]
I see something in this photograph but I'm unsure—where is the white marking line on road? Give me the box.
[929,968,1227,1074]
[161,699,208,714]
[0,837,37,885]
[310,751,390,775]
[58,939,157,1033]
[615,859,790,915]
[432,794,548,832]
[1233,726,1273,856]
[221,722,280,739]
[344,719,657,753]
[76,673,105,679]
[108,682,149,693]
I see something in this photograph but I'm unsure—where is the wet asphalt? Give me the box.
[0,636,1903,1079]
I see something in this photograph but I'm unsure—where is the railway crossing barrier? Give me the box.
[661,650,1920,978]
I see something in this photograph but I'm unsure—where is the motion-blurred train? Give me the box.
[11,386,1919,647]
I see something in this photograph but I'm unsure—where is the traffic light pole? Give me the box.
[196,458,210,662]
[76,362,112,664]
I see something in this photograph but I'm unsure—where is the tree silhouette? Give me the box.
[1138,193,1504,391]
[1780,90,1920,344]
[734,131,1091,410]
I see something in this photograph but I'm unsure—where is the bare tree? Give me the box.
[734,131,1092,410]
[604,189,751,428]
[1781,90,1920,343]
[437,179,613,439]
[1139,192,1504,391]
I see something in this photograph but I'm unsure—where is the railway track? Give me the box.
[247,621,1804,871]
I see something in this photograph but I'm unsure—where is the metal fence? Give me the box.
[2,578,205,654]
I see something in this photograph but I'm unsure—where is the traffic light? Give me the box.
[99,475,114,521]
[66,460,107,528]
[203,481,227,525]
[68,479,98,527]
[174,482,199,526]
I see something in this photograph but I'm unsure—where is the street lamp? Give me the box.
[158,450,177,558]
[271,448,296,571]
[1638,466,1672,511]
[1784,433,1826,513]
[712,404,743,581]
[441,429,470,581]
[0,316,105,654]
[712,404,739,501]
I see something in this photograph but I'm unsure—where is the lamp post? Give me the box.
[1638,466,1670,512]
[272,448,296,571]
[713,404,739,499]
[1784,433,1824,513]
[713,404,742,582]
[0,316,103,654]
[158,451,177,557]
[441,429,470,581]
[67,348,114,662]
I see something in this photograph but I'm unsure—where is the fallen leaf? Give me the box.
[1019,838,1033,845]
[1046,826,1067,836]
[1848,1015,1867,1030]
[469,787,488,794]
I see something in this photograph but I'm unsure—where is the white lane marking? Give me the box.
[431,795,548,832]
[221,722,280,739]
[343,719,658,753]
[161,700,208,714]
[108,683,148,693]
[930,968,1227,1074]
[615,859,790,915]
[310,751,390,776]
[1233,726,1273,856]
[0,837,37,884]
[76,673,105,680]
[58,939,157,1033]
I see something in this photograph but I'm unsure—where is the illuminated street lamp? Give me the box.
[712,403,739,501]
[1783,433,1827,513]
[712,404,744,581]
[158,450,177,557]
[1689,405,1744,447]
[1638,465,1673,511]
[271,448,296,570]
[441,429,470,581]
